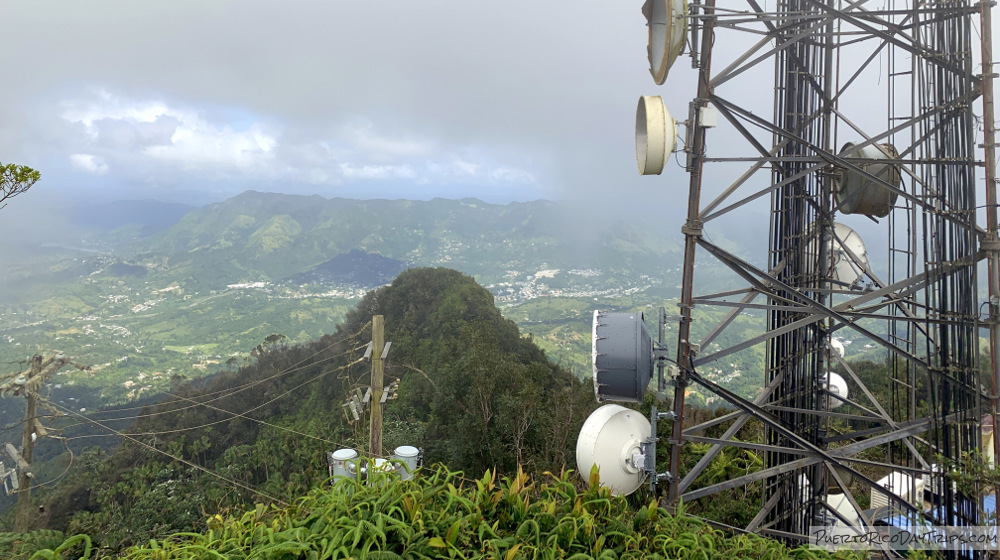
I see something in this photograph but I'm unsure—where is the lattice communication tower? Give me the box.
[579,0,1000,553]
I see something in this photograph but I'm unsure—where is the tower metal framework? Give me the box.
[650,0,1000,550]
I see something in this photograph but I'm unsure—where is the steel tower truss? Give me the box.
[664,0,998,547]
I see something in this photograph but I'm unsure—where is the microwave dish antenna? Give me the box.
[805,222,869,286]
[823,372,849,409]
[642,0,688,85]
[636,96,677,176]
[592,310,661,403]
[576,404,652,496]
[834,143,901,218]
[830,338,845,359]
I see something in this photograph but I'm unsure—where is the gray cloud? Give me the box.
[4,0,992,242]
[0,0,669,207]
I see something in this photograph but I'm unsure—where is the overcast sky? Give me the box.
[0,0,684,208]
[1,2,995,216]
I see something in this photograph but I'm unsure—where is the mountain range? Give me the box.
[0,190,781,418]
[130,191,686,288]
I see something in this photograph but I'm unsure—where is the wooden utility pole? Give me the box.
[368,316,385,457]
[1,354,87,532]
[15,365,38,533]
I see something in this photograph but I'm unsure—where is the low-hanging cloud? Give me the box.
[60,88,278,175]
[47,88,541,200]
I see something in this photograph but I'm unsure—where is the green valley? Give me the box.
[0,192,880,411]
[0,193,683,407]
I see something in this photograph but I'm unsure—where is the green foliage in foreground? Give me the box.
[0,529,68,560]
[0,162,40,205]
[33,465,860,560]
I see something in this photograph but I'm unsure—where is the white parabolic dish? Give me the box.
[576,404,651,496]
[826,372,849,409]
[636,96,676,176]
[830,338,845,358]
[806,222,869,286]
[829,223,868,284]
[643,0,689,85]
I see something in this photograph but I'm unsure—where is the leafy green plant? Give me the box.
[0,529,67,560]
[38,464,862,560]
[940,450,1000,524]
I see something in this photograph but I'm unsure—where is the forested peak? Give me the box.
[340,267,545,367]
[346,268,490,327]
[333,267,591,476]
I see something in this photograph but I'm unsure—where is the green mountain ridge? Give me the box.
[139,192,683,287]
[0,191,777,420]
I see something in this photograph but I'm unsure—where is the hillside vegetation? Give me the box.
[19,268,594,554]
[17,466,861,560]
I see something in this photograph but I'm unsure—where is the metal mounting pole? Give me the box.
[668,0,716,507]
